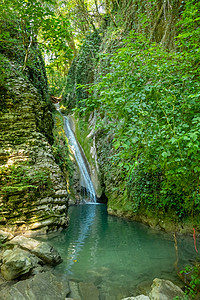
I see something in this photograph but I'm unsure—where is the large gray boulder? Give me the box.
[9,236,62,265]
[1,247,39,280]
[149,278,185,300]
[0,271,70,300]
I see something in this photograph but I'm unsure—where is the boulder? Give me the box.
[9,235,62,265]
[1,247,39,281]
[68,281,81,300]
[0,271,70,300]
[149,278,185,300]
[0,231,14,244]
[78,282,99,300]
[122,296,150,300]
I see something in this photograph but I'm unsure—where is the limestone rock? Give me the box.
[1,247,39,281]
[122,296,150,300]
[78,282,99,300]
[0,72,69,235]
[149,278,184,300]
[9,236,62,265]
[0,231,14,244]
[0,271,70,300]
[68,281,81,300]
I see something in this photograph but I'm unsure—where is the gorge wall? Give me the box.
[0,39,69,235]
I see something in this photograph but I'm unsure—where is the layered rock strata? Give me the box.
[0,70,69,235]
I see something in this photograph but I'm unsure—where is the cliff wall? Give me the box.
[0,52,69,236]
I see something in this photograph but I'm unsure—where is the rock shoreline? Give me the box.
[107,207,198,235]
[0,230,187,300]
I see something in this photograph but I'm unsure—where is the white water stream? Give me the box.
[55,104,96,203]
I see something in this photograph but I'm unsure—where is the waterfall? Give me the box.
[63,116,97,203]
[55,104,96,202]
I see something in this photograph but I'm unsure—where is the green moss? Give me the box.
[74,116,94,167]
[0,164,53,195]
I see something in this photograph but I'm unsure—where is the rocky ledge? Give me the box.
[0,231,70,300]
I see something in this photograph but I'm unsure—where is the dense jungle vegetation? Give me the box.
[1,1,200,297]
[62,0,200,230]
[0,0,200,226]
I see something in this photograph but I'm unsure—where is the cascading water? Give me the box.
[64,117,96,203]
[55,103,96,203]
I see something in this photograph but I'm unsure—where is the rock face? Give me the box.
[149,278,185,300]
[0,68,69,235]
[0,271,70,300]
[9,236,62,265]
[0,231,14,243]
[1,247,39,280]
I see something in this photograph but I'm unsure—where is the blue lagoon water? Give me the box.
[45,204,199,299]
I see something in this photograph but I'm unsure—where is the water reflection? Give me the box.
[64,204,98,273]
[46,204,200,299]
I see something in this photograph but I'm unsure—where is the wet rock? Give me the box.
[1,247,39,281]
[0,231,14,244]
[9,236,62,265]
[149,278,184,300]
[0,271,70,300]
[136,280,152,297]
[68,281,81,300]
[78,282,99,300]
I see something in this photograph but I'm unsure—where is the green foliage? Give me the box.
[42,15,71,55]
[62,31,102,109]
[77,22,200,218]
[0,0,72,80]
[0,25,50,105]
[26,44,50,103]
[180,264,200,298]
[176,0,200,59]
[47,68,68,97]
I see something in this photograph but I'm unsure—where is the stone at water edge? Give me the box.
[122,296,150,300]
[78,282,100,300]
[68,281,81,300]
[0,271,70,300]
[1,247,39,281]
[0,231,14,244]
[149,278,185,300]
[8,235,62,265]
